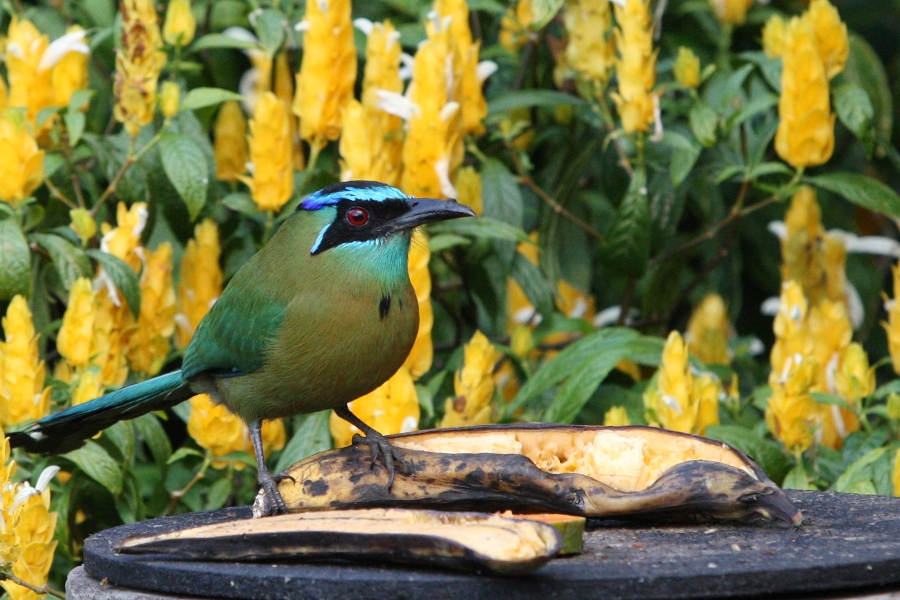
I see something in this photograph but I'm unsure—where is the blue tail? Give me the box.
[8,370,192,455]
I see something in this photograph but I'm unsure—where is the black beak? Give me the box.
[385,198,476,234]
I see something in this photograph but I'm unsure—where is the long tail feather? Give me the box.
[8,370,193,455]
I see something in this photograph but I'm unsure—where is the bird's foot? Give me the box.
[257,468,290,517]
[351,432,406,490]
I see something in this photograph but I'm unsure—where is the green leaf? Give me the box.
[254,9,286,58]
[428,233,470,253]
[158,131,209,221]
[833,447,887,494]
[30,233,92,291]
[746,162,793,180]
[689,100,718,147]
[835,34,893,141]
[221,192,259,217]
[542,347,628,423]
[167,447,203,465]
[704,424,790,484]
[44,153,66,179]
[275,411,331,473]
[205,478,233,510]
[873,379,900,400]
[429,216,533,245]
[0,216,32,300]
[67,89,94,112]
[86,249,141,318]
[64,110,86,146]
[530,0,566,29]
[134,413,172,467]
[64,440,123,496]
[810,392,854,412]
[104,421,136,463]
[782,464,814,490]
[663,131,700,188]
[510,251,554,319]
[805,172,900,219]
[190,33,259,52]
[487,90,585,117]
[181,87,245,112]
[725,94,778,130]
[833,83,875,155]
[601,167,651,276]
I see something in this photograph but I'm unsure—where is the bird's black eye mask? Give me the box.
[310,199,411,255]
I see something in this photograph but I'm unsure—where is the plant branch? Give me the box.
[505,141,603,241]
[91,129,165,218]
[44,178,77,209]
[166,452,212,515]
[1,572,66,599]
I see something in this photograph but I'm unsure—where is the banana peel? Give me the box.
[115,508,561,576]
[263,424,801,525]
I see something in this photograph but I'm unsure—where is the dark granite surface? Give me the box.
[82,491,900,600]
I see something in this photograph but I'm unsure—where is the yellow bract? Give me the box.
[440,331,502,428]
[330,366,420,447]
[612,0,657,134]
[564,0,615,85]
[762,15,787,59]
[0,297,51,428]
[187,394,284,469]
[499,0,534,52]
[114,0,166,137]
[455,166,483,216]
[775,17,835,168]
[766,355,817,454]
[603,406,631,427]
[163,0,196,47]
[243,92,295,213]
[69,208,97,245]
[294,0,357,149]
[159,81,180,118]
[806,0,848,80]
[673,47,700,88]
[643,331,720,435]
[685,293,732,366]
[176,219,223,349]
[213,101,248,183]
[710,0,754,25]
[128,243,176,378]
[57,278,96,369]
[0,112,44,206]
[403,231,434,379]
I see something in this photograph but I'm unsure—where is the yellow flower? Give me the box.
[685,293,731,366]
[806,0,847,80]
[69,208,97,245]
[603,405,630,426]
[159,81,180,118]
[51,26,91,109]
[91,291,132,389]
[692,373,721,436]
[243,92,294,212]
[0,297,51,427]
[330,366,419,447]
[273,53,305,171]
[0,112,44,206]
[673,46,700,88]
[499,0,534,52]
[564,0,615,84]
[775,17,835,168]
[400,18,463,199]
[57,277,96,369]
[440,331,501,428]
[710,0,754,25]
[769,281,812,386]
[339,21,404,184]
[403,231,434,379]
[114,0,167,137]
[176,219,222,349]
[213,101,248,183]
[884,262,900,376]
[612,0,657,134]
[163,0,196,47]
[128,243,176,377]
[766,355,817,454]
[294,0,357,149]
[834,342,874,403]
[100,202,148,272]
[71,369,102,406]
[643,331,697,433]
[455,166,483,216]
[762,15,787,59]
[187,394,246,468]
[807,299,851,393]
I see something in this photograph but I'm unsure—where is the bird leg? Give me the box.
[335,406,405,490]
[249,420,292,516]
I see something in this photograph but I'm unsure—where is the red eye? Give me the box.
[346,207,369,226]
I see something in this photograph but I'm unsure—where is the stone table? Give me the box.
[70,491,900,600]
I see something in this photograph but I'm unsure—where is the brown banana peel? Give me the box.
[264,424,801,525]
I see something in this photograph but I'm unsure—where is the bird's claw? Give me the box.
[258,470,289,516]
[351,432,405,490]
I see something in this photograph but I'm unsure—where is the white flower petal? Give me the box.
[767,220,787,241]
[39,29,89,73]
[35,466,61,493]
[846,282,864,330]
[476,61,498,83]
[435,156,457,199]
[294,20,311,32]
[439,101,459,122]
[829,230,900,258]
[748,337,765,356]
[223,26,259,44]
[649,94,664,142]
[399,53,415,80]
[400,416,418,433]
[661,394,683,415]
[760,296,780,316]
[239,68,260,113]
[353,18,374,36]
[6,43,25,60]
[375,90,418,120]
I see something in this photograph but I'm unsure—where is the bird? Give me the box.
[9,180,475,515]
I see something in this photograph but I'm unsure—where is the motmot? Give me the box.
[9,181,475,515]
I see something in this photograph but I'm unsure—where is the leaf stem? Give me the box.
[0,572,66,600]
[166,451,212,515]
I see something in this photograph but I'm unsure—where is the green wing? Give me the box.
[181,288,286,380]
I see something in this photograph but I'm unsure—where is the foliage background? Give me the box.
[0,0,900,595]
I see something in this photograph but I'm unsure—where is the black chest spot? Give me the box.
[379,294,392,320]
